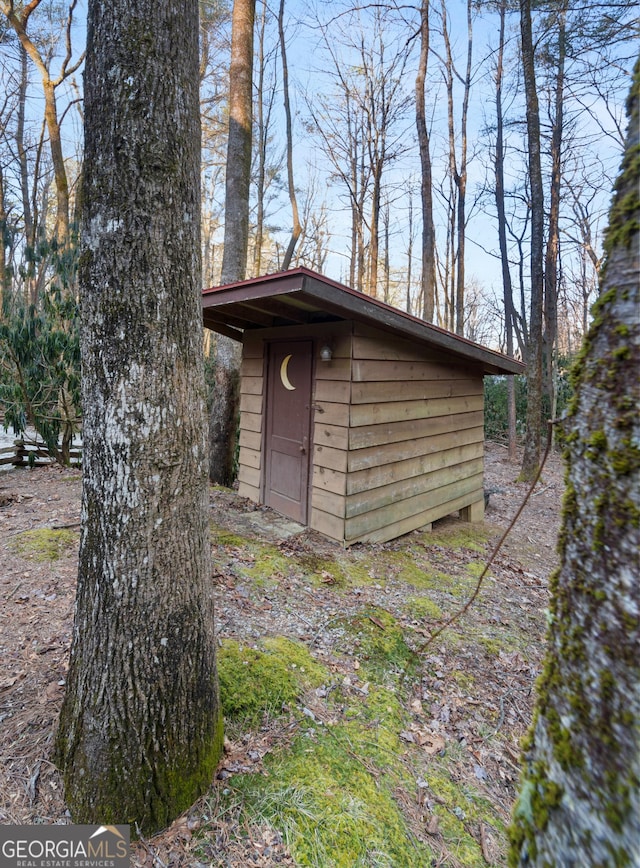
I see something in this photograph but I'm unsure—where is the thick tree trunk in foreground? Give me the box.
[509,60,640,866]
[56,0,223,834]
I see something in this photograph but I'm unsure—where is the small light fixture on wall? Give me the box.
[320,344,333,362]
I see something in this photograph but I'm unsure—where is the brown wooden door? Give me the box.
[264,340,313,524]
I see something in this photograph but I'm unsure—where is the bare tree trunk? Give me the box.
[220,0,255,285]
[55,0,222,834]
[212,0,255,486]
[42,77,70,246]
[543,3,566,422]
[406,190,413,313]
[252,0,268,277]
[368,161,382,297]
[1,0,84,250]
[510,60,640,865]
[519,0,545,481]
[440,0,472,336]
[0,163,8,310]
[382,199,390,303]
[415,1,436,322]
[16,45,36,304]
[278,0,301,270]
[494,0,518,461]
[455,0,472,336]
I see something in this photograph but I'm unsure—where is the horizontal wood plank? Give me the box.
[311,487,347,519]
[350,394,483,427]
[310,507,345,543]
[345,472,483,540]
[241,356,264,377]
[313,401,350,427]
[345,487,485,545]
[314,379,351,404]
[350,377,481,405]
[241,411,262,433]
[348,426,483,472]
[347,442,484,495]
[312,464,347,495]
[242,337,263,358]
[352,358,470,383]
[240,393,263,414]
[349,410,484,450]
[313,443,348,473]
[238,481,260,502]
[241,376,263,396]
[238,464,261,488]
[352,332,446,363]
[240,447,261,470]
[239,428,262,451]
[314,423,349,451]
[315,356,351,381]
[346,458,483,518]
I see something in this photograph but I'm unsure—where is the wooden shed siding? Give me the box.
[348,425,483,473]
[313,422,349,451]
[345,486,485,545]
[313,443,348,473]
[349,393,483,427]
[351,358,472,382]
[314,401,350,427]
[314,379,351,403]
[346,457,483,518]
[308,324,352,538]
[312,464,347,496]
[350,377,479,404]
[348,409,484,450]
[235,320,487,545]
[343,324,485,544]
[347,442,484,496]
[345,473,483,540]
[310,506,345,542]
[237,336,265,503]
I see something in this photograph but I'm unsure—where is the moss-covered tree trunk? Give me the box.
[55,0,223,834]
[509,60,640,866]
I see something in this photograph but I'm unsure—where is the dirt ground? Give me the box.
[0,441,565,865]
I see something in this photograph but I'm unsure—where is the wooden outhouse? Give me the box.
[202,267,524,545]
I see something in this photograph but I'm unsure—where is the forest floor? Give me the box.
[0,441,565,867]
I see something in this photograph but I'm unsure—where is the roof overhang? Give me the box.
[202,267,525,376]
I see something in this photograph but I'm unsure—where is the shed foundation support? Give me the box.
[460,499,484,523]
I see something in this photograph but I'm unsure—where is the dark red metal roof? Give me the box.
[202,266,525,376]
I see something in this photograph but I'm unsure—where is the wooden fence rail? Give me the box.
[0,440,82,468]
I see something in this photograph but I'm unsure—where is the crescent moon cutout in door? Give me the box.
[280,354,296,390]
[265,341,313,524]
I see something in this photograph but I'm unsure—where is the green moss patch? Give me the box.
[404,594,444,621]
[211,680,432,867]
[425,759,506,867]
[340,606,418,680]
[419,521,494,553]
[221,733,430,867]
[296,553,374,589]
[217,638,328,727]
[212,530,292,588]
[10,527,77,561]
[375,549,455,591]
